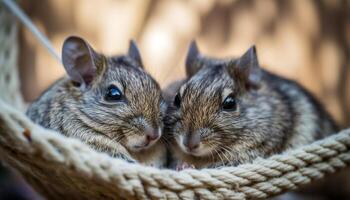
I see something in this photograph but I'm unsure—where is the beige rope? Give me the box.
[0,4,23,110]
[1,4,350,200]
[0,99,349,199]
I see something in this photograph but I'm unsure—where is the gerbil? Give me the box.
[26,36,166,167]
[164,41,338,169]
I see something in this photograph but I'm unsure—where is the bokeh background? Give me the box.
[18,0,350,127]
[1,0,350,199]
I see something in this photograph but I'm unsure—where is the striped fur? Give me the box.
[164,45,338,169]
[27,45,167,167]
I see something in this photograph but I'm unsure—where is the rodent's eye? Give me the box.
[222,95,237,111]
[105,85,123,101]
[174,93,181,108]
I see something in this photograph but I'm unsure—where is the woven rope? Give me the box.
[1,4,350,200]
[0,4,23,110]
[0,100,349,200]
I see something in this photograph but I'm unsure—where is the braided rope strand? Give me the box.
[0,99,349,199]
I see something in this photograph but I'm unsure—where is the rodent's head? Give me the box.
[62,36,165,153]
[165,41,281,166]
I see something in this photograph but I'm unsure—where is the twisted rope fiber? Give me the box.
[0,4,23,110]
[0,101,349,200]
[1,3,350,200]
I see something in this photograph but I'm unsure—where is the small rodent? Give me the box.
[164,41,338,169]
[26,36,166,167]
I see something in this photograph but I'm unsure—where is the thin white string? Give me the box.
[2,0,62,63]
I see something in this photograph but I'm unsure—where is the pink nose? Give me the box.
[145,128,159,141]
[187,142,199,151]
[183,133,200,151]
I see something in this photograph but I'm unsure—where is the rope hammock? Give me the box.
[1,3,350,200]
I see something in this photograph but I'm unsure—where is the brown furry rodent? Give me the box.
[26,36,166,167]
[164,41,338,169]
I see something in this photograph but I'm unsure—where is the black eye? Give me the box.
[105,85,123,101]
[222,95,237,111]
[174,93,181,108]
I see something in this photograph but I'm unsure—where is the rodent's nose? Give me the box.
[187,142,199,151]
[145,127,160,141]
[183,133,200,151]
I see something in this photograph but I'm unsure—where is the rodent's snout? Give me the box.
[129,117,161,140]
[145,127,160,142]
[125,121,162,152]
[135,126,161,150]
[183,133,200,152]
[178,128,214,157]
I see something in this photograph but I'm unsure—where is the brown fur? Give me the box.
[26,37,166,167]
[164,43,338,169]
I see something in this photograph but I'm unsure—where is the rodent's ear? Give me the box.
[128,40,143,68]
[62,36,102,87]
[185,40,203,77]
[228,45,261,90]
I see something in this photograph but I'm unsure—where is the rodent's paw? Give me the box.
[175,162,195,171]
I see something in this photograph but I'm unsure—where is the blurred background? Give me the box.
[18,0,350,128]
[1,0,350,199]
